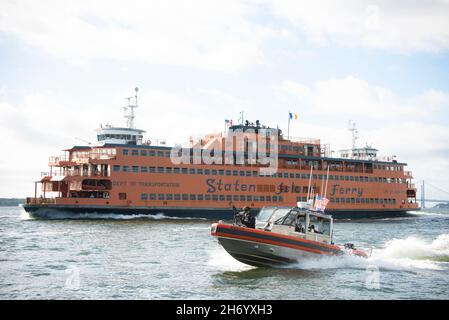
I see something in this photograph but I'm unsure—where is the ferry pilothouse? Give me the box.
[24,88,419,219]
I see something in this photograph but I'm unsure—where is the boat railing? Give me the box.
[48,155,68,166]
[286,136,321,145]
[26,197,56,205]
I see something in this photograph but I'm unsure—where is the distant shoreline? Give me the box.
[0,198,25,206]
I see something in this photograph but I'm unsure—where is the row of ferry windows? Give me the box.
[113,165,406,183]
[141,193,284,202]
[122,149,170,157]
[121,149,402,171]
[139,193,396,205]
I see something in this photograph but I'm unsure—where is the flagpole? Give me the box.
[287,114,291,139]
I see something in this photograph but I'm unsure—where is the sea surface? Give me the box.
[1,206,449,300]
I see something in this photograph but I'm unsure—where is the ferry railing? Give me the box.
[26,197,56,205]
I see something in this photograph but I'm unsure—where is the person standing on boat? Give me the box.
[242,206,255,228]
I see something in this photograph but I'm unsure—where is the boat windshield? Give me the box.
[256,207,291,223]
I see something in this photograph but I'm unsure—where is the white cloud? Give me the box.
[0,0,277,72]
[271,0,449,52]
[273,76,447,119]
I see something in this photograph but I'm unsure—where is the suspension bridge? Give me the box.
[419,180,449,208]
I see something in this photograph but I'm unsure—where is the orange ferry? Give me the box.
[24,88,419,219]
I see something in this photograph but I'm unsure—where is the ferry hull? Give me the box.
[23,204,418,220]
[211,223,342,267]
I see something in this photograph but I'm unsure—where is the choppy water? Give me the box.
[1,206,449,299]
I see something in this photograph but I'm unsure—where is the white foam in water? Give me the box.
[291,234,449,272]
[207,247,254,272]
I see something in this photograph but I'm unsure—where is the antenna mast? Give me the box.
[124,87,139,129]
[348,120,359,151]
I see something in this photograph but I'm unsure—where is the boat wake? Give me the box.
[290,234,449,272]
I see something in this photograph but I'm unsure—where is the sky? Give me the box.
[0,0,449,200]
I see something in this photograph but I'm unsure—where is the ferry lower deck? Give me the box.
[23,203,417,220]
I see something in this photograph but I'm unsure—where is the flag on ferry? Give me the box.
[225,119,233,126]
[289,112,299,120]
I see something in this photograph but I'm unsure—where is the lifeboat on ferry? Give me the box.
[211,204,368,267]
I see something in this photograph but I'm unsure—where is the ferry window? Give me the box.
[277,172,282,178]
[301,174,307,179]
[375,198,379,204]
[253,171,259,177]
[346,198,351,203]
[226,195,232,201]
[205,195,211,200]
[344,176,349,181]
[393,199,396,204]
[233,195,239,201]
[174,194,181,200]
[149,150,155,156]
[190,194,196,200]
[141,193,148,200]
[254,196,259,202]
[226,170,231,176]
[356,198,360,203]
[361,198,365,203]
[119,193,127,200]
[149,166,155,173]
[158,194,165,200]
[289,173,294,179]
[318,174,323,180]
[158,167,164,173]
[246,196,252,201]
[197,169,203,175]
[166,167,172,174]
[274,196,279,202]
[122,149,129,155]
[246,171,251,177]
[233,170,238,176]
[157,151,164,157]
[212,195,218,201]
[113,165,120,172]
[240,171,245,176]
[350,176,354,181]
[132,150,138,156]
[140,166,147,173]
[189,168,195,174]
[181,168,188,174]
[150,194,156,200]
[296,173,300,179]
[140,150,147,156]
[122,166,130,172]
[279,196,284,202]
[205,169,210,175]
[282,172,287,178]
[198,194,204,201]
[174,168,180,174]
[220,195,225,201]
[182,194,188,200]
[219,170,224,175]
[267,196,271,202]
[340,198,345,204]
[334,176,339,181]
[165,152,171,158]
[260,196,265,201]
[336,198,340,203]
[239,195,245,201]
[132,166,139,173]
[330,198,335,203]
[167,194,173,200]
